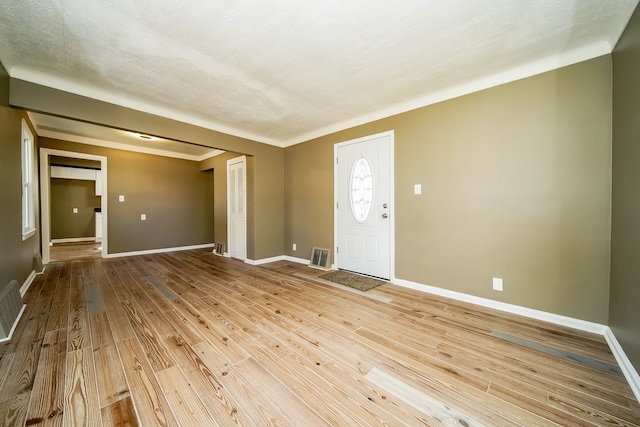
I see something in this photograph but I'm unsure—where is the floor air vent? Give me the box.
[0,280,23,339]
[33,254,44,273]
[309,247,331,270]
[213,243,225,256]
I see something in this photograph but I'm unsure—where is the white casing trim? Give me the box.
[393,277,607,334]
[227,156,248,262]
[334,130,395,282]
[40,148,108,264]
[0,305,27,344]
[604,327,640,403]
[104,243,214,258]
[51,237,96,244]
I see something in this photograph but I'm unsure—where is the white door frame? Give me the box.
[334,130,395,280]
[39,148,108,264]
[227,155,247,261]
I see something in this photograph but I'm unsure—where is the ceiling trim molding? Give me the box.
[16,41,611,149]
[34,126,224,162]
[281,41,612,147]
[11,66,285,148]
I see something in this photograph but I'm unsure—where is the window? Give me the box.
[21,119,36,240]
[349,156,374,223]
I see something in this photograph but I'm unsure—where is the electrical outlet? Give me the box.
[493,277,503,291]
[141,213,146,221]
[119,195,125,202]
[414,184,422,195]
[72,208,78,214]
[293,243,297,251]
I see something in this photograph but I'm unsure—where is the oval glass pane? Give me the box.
[349,157,374,223]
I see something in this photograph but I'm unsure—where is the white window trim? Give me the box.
[21,119,36,241]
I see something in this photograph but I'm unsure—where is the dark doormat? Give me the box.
[318,270,386,292]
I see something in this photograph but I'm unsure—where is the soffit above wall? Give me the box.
[1,1,637,147]
[29,112,224,161]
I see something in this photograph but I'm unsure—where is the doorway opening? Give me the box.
[40,148,108,264]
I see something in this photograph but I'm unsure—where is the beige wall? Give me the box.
[285,139,334,257]
[40,138,214,254]
[611,5,640,371]
[285,55,612,323]
[50,179,101,239]
[0,60,40,290]
[10,80,285,260]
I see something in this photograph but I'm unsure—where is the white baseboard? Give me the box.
[245,255,287,266]
[51,237,96,244]
[104,243,215,259]
[604,327,640,403]
[0,305,26,344]
[3,264,47,342]
[19,269,39,297]
[253,255,335,269]
[211,249,232,258]
[393,277,640,401]
[392,278,607,334]
[244,255,340,267]
[283,255,310,265]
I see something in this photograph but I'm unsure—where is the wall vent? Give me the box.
[309,247,331,270]
[0,280,23,339]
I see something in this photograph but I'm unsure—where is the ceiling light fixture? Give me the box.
[127,131,156,140]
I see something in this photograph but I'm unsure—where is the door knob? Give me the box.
[382,213,388,218]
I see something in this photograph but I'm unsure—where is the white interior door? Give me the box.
[227,156,247,260]
[336,131,393,280]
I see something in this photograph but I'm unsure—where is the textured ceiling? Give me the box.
[1,1,638,148]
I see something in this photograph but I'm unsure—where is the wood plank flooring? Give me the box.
[0,249,638,426]
[50,242,102,263]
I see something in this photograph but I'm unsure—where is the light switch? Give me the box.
[72,208,78,214]
[119,195,125,202]
[141,214,146,221]
[414,184,422,195]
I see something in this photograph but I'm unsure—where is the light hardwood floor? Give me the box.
[50,242,102,263]
[0,249,638,426]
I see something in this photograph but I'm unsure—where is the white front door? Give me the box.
[336,131,393,280]
[227,156,246,260]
